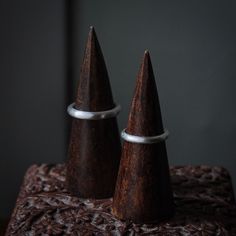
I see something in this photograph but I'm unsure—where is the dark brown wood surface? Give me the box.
[66,27,121,198]
[112,51,174,223]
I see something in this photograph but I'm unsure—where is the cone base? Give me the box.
[112,141,174,223]
[66,118,121,199]
[112,207,175,224]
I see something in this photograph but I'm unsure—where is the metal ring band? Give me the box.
[121,128,169,144]
[67,102,121,120]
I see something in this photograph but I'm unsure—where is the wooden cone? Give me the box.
[112,51,174,223]
[66,27,121,198]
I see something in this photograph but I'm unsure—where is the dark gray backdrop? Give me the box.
[1,0,236,218]
[0,0,67,218]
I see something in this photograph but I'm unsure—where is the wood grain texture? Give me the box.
[66,27,121,198]
[112,51,174,223]
[6,164,236,235]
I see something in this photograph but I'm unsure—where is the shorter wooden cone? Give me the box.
[66,27,121,198]
[112,51,174,223]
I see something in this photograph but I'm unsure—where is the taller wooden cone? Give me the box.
[66,27,121,198]
[112,51,174,223]
[75,26,114,111]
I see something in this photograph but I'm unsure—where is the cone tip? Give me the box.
[143,49,151,63]
[86,26,97,48]
[89,25,95,31]
[89,26,96,37]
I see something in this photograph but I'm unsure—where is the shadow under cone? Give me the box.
[112,51,174,223]
[66,27,121,198]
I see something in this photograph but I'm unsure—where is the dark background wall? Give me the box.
[1,0,236,219]
[0,0,67,218]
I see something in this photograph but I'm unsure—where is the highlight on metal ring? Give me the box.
[121,128,169,144]
[67,102,121,120]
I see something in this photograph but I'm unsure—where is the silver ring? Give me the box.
[121,128,169,144]
[67,102,121,120]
